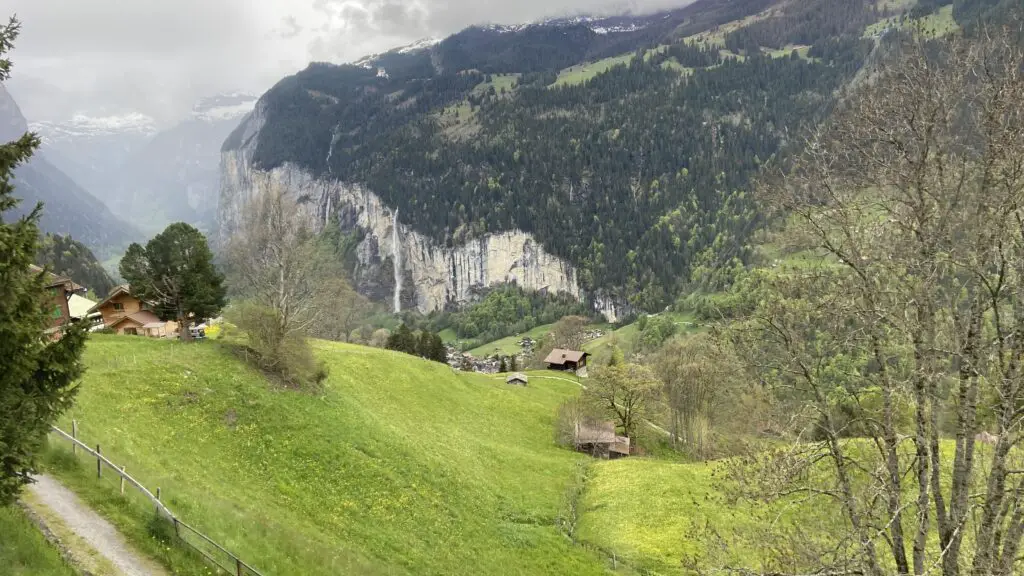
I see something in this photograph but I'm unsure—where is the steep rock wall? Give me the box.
[218,107,594,317]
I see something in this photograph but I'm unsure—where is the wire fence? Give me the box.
[50,423,265,576]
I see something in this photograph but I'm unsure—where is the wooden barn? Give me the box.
[574,421,630,459]
[505,373,529,386]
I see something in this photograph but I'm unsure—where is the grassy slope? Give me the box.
[864,4,958,38]
[48,335,610,576]
[553,54,635,87]
[0,506,75,576]
[467,323,556,357]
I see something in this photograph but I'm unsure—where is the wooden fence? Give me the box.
[50,423,265,576]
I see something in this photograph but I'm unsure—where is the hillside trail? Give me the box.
[22,474,169,576]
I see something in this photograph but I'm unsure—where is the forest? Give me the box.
[240,0,891,311]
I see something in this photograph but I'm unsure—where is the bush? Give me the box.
[225,301,328,389]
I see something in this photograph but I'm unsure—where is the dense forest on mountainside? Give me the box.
[429,283,593,344]
[35,233,116,296]
[236,0,1016,311]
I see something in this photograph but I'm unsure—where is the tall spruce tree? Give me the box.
[0,17,87,505]
[119,223,226,341]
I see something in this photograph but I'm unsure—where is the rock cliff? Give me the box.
[219,104,597,317]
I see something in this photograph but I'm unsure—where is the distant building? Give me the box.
[544,349,590,374]
[89,285,177,337]
[574,421,630,459]
[505,373,529,386]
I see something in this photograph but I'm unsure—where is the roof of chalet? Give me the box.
[88,285,137,313]
[109,310,163,329]
[544,348,588,365]
[574,421,630,455]
[506,372,529,383]
[29,265,84,292]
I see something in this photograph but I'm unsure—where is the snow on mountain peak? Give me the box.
[191,93,257,122]
[30,112,158,142]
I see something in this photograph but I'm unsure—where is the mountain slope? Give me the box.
[111,93,256,233]
[221,0,884,313]
[49,336,611,575]
[1,84,141,257]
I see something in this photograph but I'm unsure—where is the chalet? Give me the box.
[574,421,630,459]
[505,373,529,386]
[544,349,590,374]
[89,286,177,338]
[31,265,85,335]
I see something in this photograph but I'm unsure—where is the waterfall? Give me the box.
[392,209,402,313]
[324,195,331,228]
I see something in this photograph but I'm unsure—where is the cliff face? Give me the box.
[219,105,601,317]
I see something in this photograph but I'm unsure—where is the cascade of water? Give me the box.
[392,209,402,313]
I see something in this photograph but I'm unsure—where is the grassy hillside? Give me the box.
[47,335,613,575]
[467,323,555,357]
[0,506,75,576]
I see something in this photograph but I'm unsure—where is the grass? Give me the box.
[864,4,958,39]
[467,323,556,357]
[46,334,613,575]
[553,53,635,87]
[0,505,76,576]
[473,74,520,96]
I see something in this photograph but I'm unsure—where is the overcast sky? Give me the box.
[4,0,687,125]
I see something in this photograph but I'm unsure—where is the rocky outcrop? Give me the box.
[219,104,590,316]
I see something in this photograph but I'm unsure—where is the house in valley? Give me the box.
[574,421,630,459]
[544,349,590,375]
[31,265,86,335]
[89,285,177,337]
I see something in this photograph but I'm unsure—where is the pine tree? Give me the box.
[509,355,518,372]
[417,330,433,358]
[0,17,87,505]
[120,223,226,340]
[430,333,447,363]
[499,357,508,372]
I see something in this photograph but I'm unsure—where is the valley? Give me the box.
[4,0,1024,574]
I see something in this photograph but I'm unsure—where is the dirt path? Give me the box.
[23,474,169,576]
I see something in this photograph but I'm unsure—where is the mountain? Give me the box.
[35,233,117,296]
[220,0,1013,317]
[29,93,255,236]
[109,92,256,233]
[31,111,158,202]
[0,84,140,258]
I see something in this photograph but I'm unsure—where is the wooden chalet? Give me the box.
[89,286,177,338]
[31,265,86,336]
[544,349,590,373]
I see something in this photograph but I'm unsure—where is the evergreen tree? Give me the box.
[430,334,447,363]
[417,330,433,358]
[509,355,518,372]
[120,223,226,340]
[499,357,508,372]
[0,17,87,505]
[387,324,417,354]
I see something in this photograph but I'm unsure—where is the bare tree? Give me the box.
[653,334,742,458]
[732,28,1024,576]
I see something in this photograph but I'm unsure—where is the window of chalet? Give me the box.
[113,302,125,312]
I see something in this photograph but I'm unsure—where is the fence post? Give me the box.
[236,558,243,576]
[96,445,102,478]
[120,466,126,495]
[72,420,78,455]
[156,487,162,515]
[173,517,179,538]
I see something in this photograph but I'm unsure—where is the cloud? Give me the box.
[3,0,691,124]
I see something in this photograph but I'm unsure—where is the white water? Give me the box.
[392,209,402,313]
[325,195,331,228]
[325,128,339,175]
